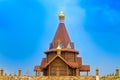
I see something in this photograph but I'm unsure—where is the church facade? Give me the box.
[34,11,90,76]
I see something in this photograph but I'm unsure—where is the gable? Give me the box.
[50,57,67,67]
[44,55,81,69]
[45,55,69,68]
[50,57,67,76]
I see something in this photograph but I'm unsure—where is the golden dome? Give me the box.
[56,45,61,52]
[59,11,65,19]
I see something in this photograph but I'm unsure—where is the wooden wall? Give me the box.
[47,53,56,61]
[50,57,67,76]
[65,52,75,62]
[43,69,48,76]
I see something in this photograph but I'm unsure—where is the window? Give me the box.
[60,41,64,48]
[50,43,54,49]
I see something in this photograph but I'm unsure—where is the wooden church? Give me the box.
[34,11,90,76]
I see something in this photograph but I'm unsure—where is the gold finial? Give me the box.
[56,40,61,52]
[59,11,65,19]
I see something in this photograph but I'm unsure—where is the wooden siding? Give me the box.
[65,52,75,62]
[61,52,65,59]
[47,53,56,62]
[50,57,67,76]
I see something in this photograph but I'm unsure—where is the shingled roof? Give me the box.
[50,23,72,49]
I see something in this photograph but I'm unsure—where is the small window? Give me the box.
[50,43,54,49]
[60,41,64,48]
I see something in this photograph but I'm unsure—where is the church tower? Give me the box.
[34,11,90,76]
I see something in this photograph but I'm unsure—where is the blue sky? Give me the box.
[0,0,120,76]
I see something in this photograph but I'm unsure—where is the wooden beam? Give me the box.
[67,65,68,76]
[48,65,50,76]
[38,70,40,76]
[72,69,74,76]
[36,71,37,76]
[76,69,79,76]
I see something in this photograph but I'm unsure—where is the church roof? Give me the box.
[80,65,90,71]
[50,23,71,49]
[40,58,47,68]
[68,57,82,68]
[34,58,47,71]
[34,66,40,71]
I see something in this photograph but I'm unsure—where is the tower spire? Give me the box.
[49,11,73,49]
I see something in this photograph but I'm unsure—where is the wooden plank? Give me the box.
[67,65,68,76]
[49,65,50,76]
